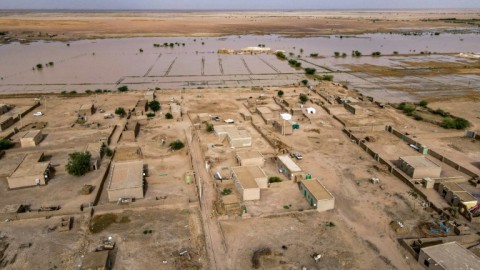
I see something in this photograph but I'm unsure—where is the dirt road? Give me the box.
[187,127,228,270]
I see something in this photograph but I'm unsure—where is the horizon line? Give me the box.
[0,8,479,12]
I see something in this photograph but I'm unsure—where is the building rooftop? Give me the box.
[228,129,250,140]
[277,155,302,172]
[81,251,109,270]
[0,115,13,124]
[85,142,103,159]
[126,121,138,130]
[301,179,334,200]
[236,151,263,160]
[257,106,272,114]
[454,191,478,204]
[400,156,441,169]
[10,153,49,178]
[79,103,93,110]
[20,129,41,139]
[443,182,464,192]
[421,242,480,270]
[107,160,143,191]
[232,166,267,189]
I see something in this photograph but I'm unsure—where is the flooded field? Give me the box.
[0,33,479,102]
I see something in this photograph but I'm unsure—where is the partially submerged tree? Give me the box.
[65,151,91,176]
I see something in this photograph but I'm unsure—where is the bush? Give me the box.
[397,103,416,114]
[433,108,449,117]
[148,100,161,112]
[95,89,103,93]
[65,151,91,176]
[139,48,143,53]
[165,112,173,119]
[115,107,126,117]
[352,50,362,57]
[304,68,316,75]
[299,93,309,104]
[117,85,128,92]
[169,140,184,150]
[419,100,429,107]
[146,112,155,117]
[318,74,334,81]
[275,51,287,60]
[49,61,54,66]
[70,90,77,94]
[206,123,214,132]
[342,52,347,57]
[413,113,423,121]
[36,63,43,69]
[334,51,340,57]
[310,53,319,57]
[277,90,284,97]
[301,79,308,86]
[0,139,13,150]
[221,188,232,196]
[371,51,381,56]
[268,177,282,183]
[443,117,470,129]
[103,146,113,157]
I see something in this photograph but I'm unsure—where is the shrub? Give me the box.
[139,48,143,53]
[49,61,54,66]
[206,123,214,132]
[299,93,309,104]
[0,139,13,150]
[413,113,423,121]
[146,112,155,117]
[334,51,340,57]
[310,53,319,57]
[443,117,470,129]
[301,79,309,86]
[352,50,362,57]
[85,90,92,94]
[434,108,449,117]
[221,188,232,196]
[169,140,185,150]
[117,85,129,92]
[103,146,113,157]
[165,112,173,119]
[268,177,282,183]
[277,90,284,97]
[342,52,347,57]
[275,51,287,60]
[371,51,381,56]
[36,63,43,69]
[304,67,316,75]
[419,100,429,107]
[95,89,103,93]
[65,151,91,176]
[319,74,334,81]
[115,107,126,117]
[393,51,399,55]
[148,100,161,112]
[70,90,77,94]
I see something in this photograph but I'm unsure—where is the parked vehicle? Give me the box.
[291,152,303,160]
[33,111,43,116]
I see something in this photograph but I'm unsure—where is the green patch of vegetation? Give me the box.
[95,89,103,93]
[352,50,362,57]
[36,63,43,69]
[139,48,143,53]
[70,90,77,94]
[413,113,423,121]
[268,176,282,183]
[299,93,309,104]
[117,85,129,92]
[433,108,449,117]
[397,102,416,114]
[283,205,290,209]
[316,74,334,81]
[115,107,126,117]
[143,229,153,235]
[146,112,155,118]
[275,51,287,60]
[419,100,429,107]
[101,144,113,157]
[301,79,309,86]
[326,221,336,227]
[148,100,161,112]
[371,51,381,56]
[65,151,91,176]
[169,140,185,150]
[304,67,316,75]
[288,59,302,67]
[310,53,319,57]
[442,117,470,129]
[206,123,214,133]
[277,90,284,98]
[0,139,13,150]
[221,188,232,195]
[165,112,173,119]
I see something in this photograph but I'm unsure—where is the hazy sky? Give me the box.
[0,0,479,10]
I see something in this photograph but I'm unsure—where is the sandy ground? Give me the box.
[0,10,478,42]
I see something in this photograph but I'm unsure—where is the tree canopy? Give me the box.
[65,151,91,176]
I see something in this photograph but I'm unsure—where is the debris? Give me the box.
[311,253,322,262]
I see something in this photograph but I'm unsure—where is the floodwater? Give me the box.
[0,33,479,101]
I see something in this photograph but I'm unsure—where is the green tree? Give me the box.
[148,100,161,112]
[0,139,13,150]
[169,140,185,150]
[36,63,43,69]
[115,107,126,117]
[334,51,340,57]
[419,100,429,107]
[299,93,309,104]
[206,123,214,132]
[301,79,309,86]
[221,188,232,195]
[277,90,284,98]
[65,151,91,176]
[165,112,173,119]
[275,51,287,60]
[139,48,143,53]
[117,85,128,92]
[304,68,316,75]
[268,177,282,183]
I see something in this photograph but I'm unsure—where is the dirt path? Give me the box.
[187,127,228,270]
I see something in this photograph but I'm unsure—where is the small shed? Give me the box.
[399,156,442,179]
[231,166,268,201]
[276,155,303,181]
[107,160,144,202]
[227,129,252,148]
[418,241,480,270]
[86,142,103,171]
[273,120,293,135]
[299,179,335,212]
[135,99,148,116]
[122,121,140,142]
[256,106,274,124]
[79,103,95,116]
[7,152,51,189]
[19,129,43,147]
[236,151,265,167]
[344,103,365,115]
[81,250,112,270]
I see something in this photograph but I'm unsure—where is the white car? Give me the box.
[33,112,43,116]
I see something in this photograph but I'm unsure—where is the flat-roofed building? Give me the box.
[86,142,103,171]
[236,151,264,167]
[107,160,144,202]
[135,99,148,116]
[7,152,52,189]
[231,166,268,201]
[0,116,14,131]
[277,155,304,181]
[256,106,274,124]
[19,129,43,148]
[144,91,155,102]
[214,125,252,148]
[170,103,182,119]
[418,241,480,270]
[273,120,293,135]
[81,250,112,270]
[79,103,95,116]
[299,179,335,212]
[399,156,442,179]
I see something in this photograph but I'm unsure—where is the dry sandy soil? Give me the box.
[0,10,479,42]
